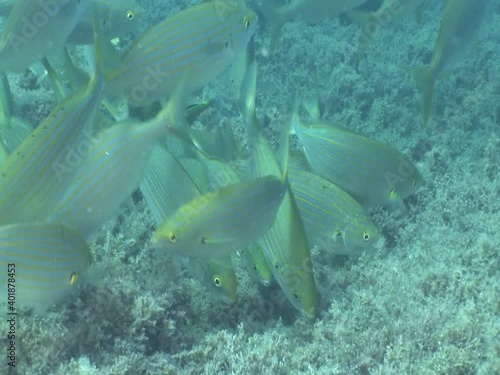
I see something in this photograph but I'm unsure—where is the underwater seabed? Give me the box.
[0,0,498,374]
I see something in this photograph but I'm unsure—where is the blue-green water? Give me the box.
[0,1,498,374]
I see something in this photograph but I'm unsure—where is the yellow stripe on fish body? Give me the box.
[0,68,105,226]
[0,222,92,311]
[154,174,287,259]
[48,110,170,236]
[105,0,258,105]
[0,0,87,72]
[292,113,423,209]
[289,165,379,256]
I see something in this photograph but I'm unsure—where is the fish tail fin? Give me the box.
[256,2,286,51]
[413,65,435,127]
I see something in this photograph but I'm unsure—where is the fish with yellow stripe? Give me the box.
[0,222,92,311]
[103,0,258,105]
[48,105,173,237]
[0,65,105,226]
[239,53,318,318]
[141,146,238,302]
[198,154,273,287]
[291,99,423,210]
[288,154,379,255]
[154,173,287,260]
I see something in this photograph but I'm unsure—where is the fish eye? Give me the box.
[363,232,371,241]
[244,17,250,28]
[168,232,177,243]
[334,230,343,238]
[293,292,299,300]
[127,11,134,20]
[213,276,221,287]
[69,272,78,286]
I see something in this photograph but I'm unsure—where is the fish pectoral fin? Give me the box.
[199,235,234,245]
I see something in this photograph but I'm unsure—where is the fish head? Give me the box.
[291,281,317,319]
[342,216,380,255]
[387,166,424,205]
[106,0,146,35]
[267,254,317,319]
[85,0,145,45]
[68,246,94,286]
[247,254,273,287]
[223,2,259,55]
[154,225,181,251]
[154,220,207,258]
[208,266,238,303]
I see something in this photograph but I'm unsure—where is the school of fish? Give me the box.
[0,0,486,317]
